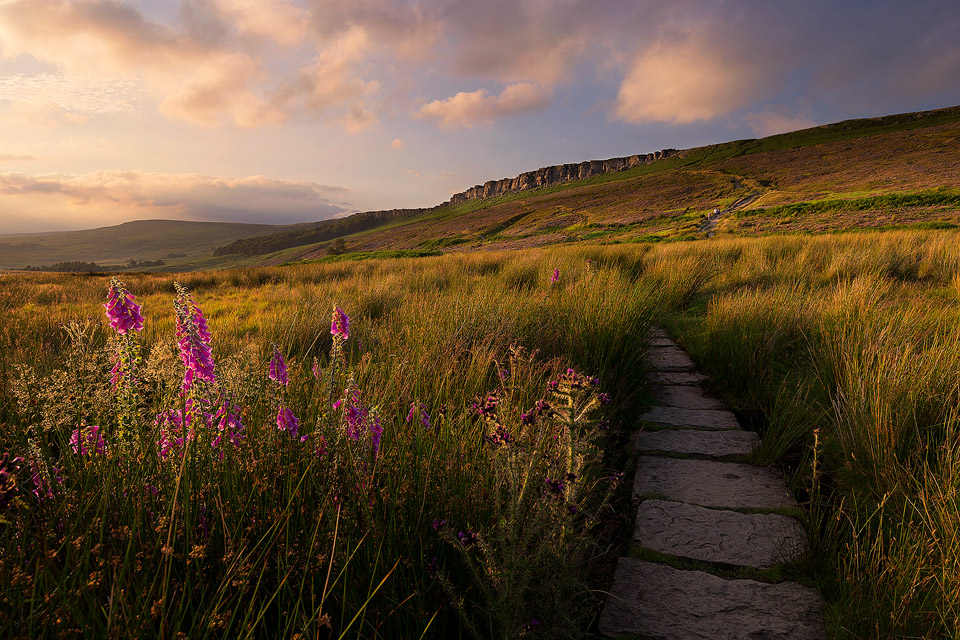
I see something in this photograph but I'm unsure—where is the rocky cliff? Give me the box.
[447,149,679,205]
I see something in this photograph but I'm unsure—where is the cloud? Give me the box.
[744,110,819,137]
[0,170,350,231]
[417,82,552,129]
[0,73,145,128]
[0,153,37,162]
[391,138,405,150]
[613,36,778,125]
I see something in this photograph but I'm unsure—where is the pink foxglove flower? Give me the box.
[174,284,216,388]
[268,346,288,386]
[104,278,144,335]
[550,268,560,285]
[70,426,106,456]
[331,305,350,340]
[277,406,300,438]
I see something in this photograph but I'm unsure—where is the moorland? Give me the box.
[2,105,960,638]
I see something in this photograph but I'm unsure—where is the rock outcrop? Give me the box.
[447,149,678,205]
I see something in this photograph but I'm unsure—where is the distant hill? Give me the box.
[0,219,286,270]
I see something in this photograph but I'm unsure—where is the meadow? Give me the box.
[0,250,660,639]
[2,230,960,638]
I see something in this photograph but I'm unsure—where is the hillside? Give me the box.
[226,103,960,267]
[0,219,287,270]
[5,104,960,272]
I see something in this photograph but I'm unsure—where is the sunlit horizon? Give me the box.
[1,0,959,234]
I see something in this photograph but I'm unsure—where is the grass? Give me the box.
[5,226,960,637]
[0,248,658,639]
[655,230,960,637]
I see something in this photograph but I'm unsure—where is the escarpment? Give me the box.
[447,149,679,205]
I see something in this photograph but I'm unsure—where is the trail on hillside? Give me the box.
[699,192,761,237]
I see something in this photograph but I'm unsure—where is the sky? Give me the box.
[0,0,959,233]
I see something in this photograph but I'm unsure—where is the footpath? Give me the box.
[599,328,826,639]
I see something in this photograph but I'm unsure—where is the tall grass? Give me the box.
[6,230,960,637]
[0,248,654,639]
[660,230,960,637]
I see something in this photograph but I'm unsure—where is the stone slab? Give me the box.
[635,429,759,458]
[649,371,708,385]
[651,385,725,410]
[633,456,798,509]
[640,406,741,430]
[635,500,806,568]
[649,336,676,347]
[645,347,696,372]
[599,559,825,639]
[648,327,670,339]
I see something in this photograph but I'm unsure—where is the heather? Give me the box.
[0,248,657,639]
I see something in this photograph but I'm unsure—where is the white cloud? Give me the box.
[391,138,405,149]
[0,73,143,114]
[417,82,552,129]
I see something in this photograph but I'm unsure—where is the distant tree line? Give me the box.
[21,259,165,272]
[213,208,431,256]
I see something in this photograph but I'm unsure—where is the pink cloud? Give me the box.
[417,82,552,129]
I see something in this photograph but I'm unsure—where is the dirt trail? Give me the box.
[699,192,761,236]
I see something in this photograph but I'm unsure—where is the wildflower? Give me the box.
[522,618,540,633]
[550,268,560,285]
[521,399,553,425]
[407,402,431,429]
[268,346,288,386]
[484,424,512,447]
[277,406,300,438]
[427,557,439,574]
[545,478,566,495]
[331,305,350,340]
[174,283,216,388]
[432,518,447,531]
[369,409,384,457]
[472,393,499,419]
[70,426,107,456]
[311,358,322,380]
[212,399,245,449]
[156,409,186,460]
[103,278,144,335]
[0,454,22,512]
[457,529,478,547]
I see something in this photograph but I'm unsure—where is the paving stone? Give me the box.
[635,500,806,568]
[649,370,709,385]
[599,559,825,639]
[645,347,696,372]
[635,429,759,457]
[649,336,676,347]
[648,327,670,339]
[640,406,741,430]
[652,385,725,410]
[633,456,798,509]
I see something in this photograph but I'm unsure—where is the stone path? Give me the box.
[599,328,825,639]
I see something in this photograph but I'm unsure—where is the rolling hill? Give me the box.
[4,103,960,272]
[220,103,960,268]
[0,219,287,270]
